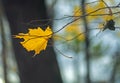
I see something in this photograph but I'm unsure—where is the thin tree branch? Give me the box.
[53,5,120,33]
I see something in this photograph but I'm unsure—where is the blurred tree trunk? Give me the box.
[0,1,8,82]
[2,0,62,83]
[109,51,120,83]
[81,0,91,83]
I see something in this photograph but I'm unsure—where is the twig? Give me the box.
[54,46,73,58]
[53,5,120,34]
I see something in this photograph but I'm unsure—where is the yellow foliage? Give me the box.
[103,14,114,21]
[74,6,82,17]
[73,0,117,31]
[73,0,115,21]
[65,23,85,41]
[98,23,104,30]
[14,26,52,56]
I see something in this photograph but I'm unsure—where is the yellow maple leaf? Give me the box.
[14,26,53,56]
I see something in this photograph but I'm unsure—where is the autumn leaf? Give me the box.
[14,26,53,56]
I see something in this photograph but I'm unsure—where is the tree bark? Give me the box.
[2,0,63,83]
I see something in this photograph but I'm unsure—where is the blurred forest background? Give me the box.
[0,0,120,83]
